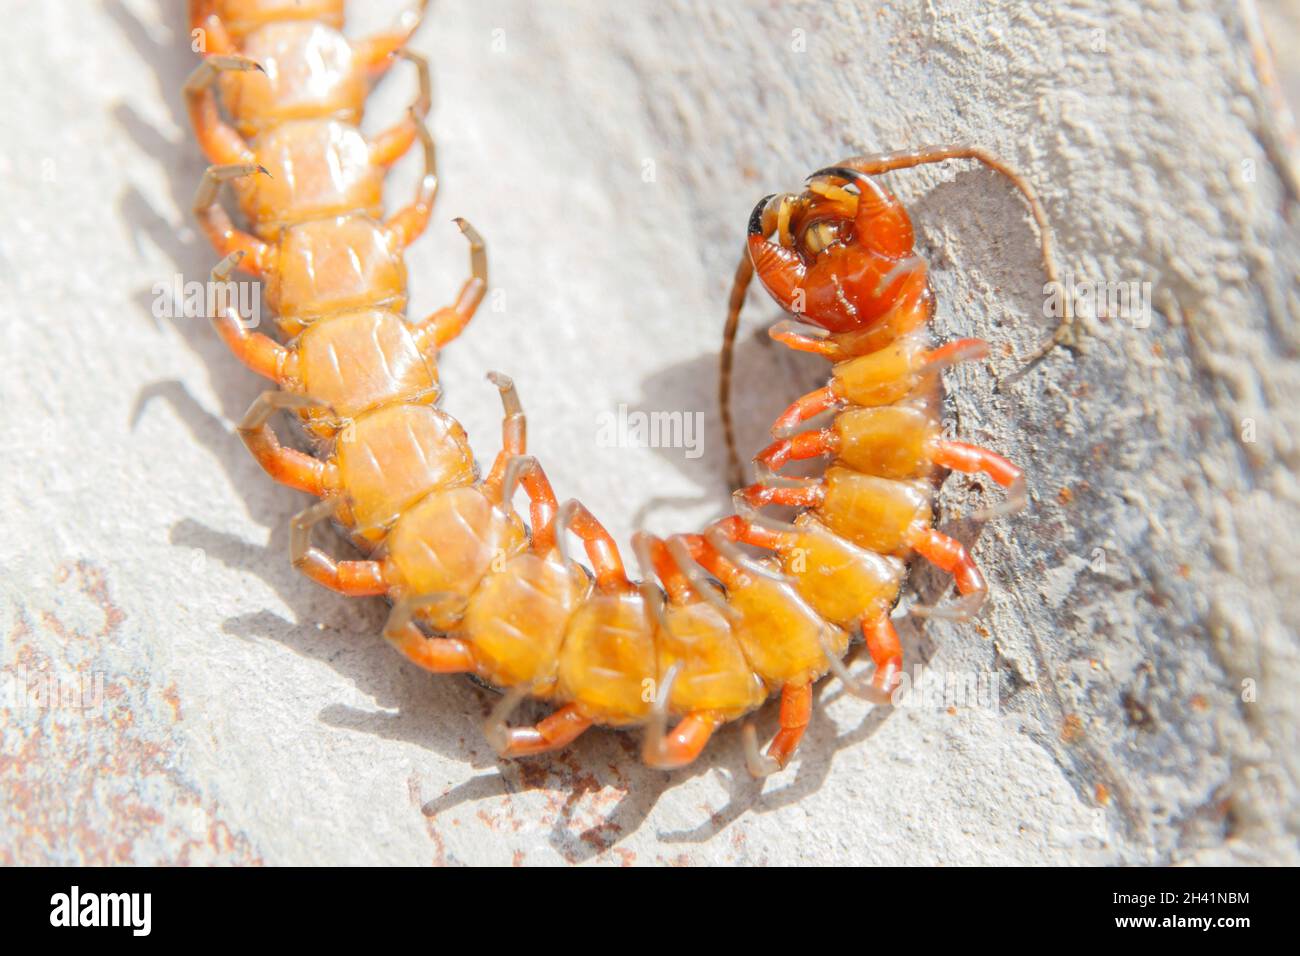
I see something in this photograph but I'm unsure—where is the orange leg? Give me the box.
[481,378,562,554]
[481,371,527,499]
[643,712,719,770]
[862,614,904,698]
[737,481,826,511]
[383,126,438,250]
[906,525,988,621]
[771,384,842,437]
[709,514,784,551]
[184,55,259,165]
[635,533,693,604]
[755,429,837,472]
[746,680,813,776]
[412,219,488,350]
[208,253,287,380]
[769,319,839,357]
[368,121,418,169]
[368,52,432,164]
[352,1,430,76]
[502,456,560,555]
[557,501,629,592]
[488,698,593,758]
[769,680,813,766]
[188,0,212,32]
[193,164,273,272]
[382,599,475,674]
[237,392,337,496]
[928,439,1026,517]
[923,337,989,370]
[290,500,389,597]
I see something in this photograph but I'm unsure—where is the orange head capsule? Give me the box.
[747,166,925,334]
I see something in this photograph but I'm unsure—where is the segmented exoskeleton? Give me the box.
[185,2,1071,775]
[701,148,1075,771]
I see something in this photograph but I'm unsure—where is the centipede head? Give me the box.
[746,166,927,334]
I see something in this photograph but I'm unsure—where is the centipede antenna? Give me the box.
[837,146,1078,373]
[721,249,755,491]
[724,193,788,491]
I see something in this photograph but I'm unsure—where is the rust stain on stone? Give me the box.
[1,561,261,865]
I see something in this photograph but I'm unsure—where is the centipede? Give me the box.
[184,1,1073,775]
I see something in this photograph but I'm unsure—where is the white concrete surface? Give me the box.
[1,0,1297,864]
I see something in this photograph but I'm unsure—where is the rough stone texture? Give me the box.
[1,0,1296,865]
